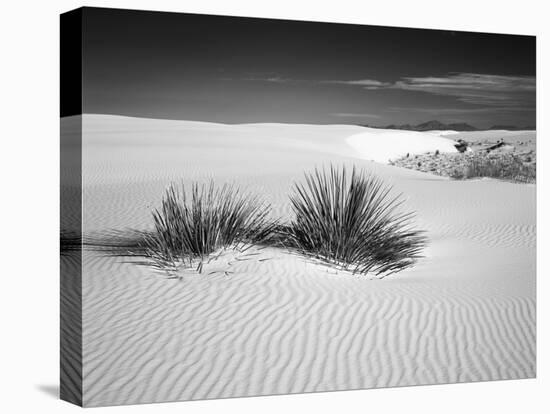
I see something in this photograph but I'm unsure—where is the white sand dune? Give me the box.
[347,128,458,163]
[70,114,535,407]
[424,130,462,136]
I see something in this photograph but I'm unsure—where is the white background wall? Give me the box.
[0,0,547,412]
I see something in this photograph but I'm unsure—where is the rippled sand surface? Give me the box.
[66,115,535,406]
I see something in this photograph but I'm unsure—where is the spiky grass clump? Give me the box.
[283,166,426,276]
[138,181,274,272]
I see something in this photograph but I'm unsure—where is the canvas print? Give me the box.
[60,7,536,407]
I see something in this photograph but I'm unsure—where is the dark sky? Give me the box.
[81,7,536,127]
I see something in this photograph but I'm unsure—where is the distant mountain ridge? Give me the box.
[362,120,535,132]
[487,125,536,131]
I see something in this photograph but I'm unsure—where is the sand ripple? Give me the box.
[81,246,535,406]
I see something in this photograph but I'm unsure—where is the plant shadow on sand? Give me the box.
[36,384,59,399]
[60,230,82,256]
[86,180,276,279]
[86,165,427,280]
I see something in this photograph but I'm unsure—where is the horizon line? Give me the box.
[62,113,537,131]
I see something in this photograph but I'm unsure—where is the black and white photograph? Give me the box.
[59,5,536,408]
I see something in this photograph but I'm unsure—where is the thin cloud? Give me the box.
[388,106,534,114]
[234,72,535,108]
[319,73,534,107]
[331,112,381,118]
[237,76,392,88]
[391,73,535,106]
[322,79,392,88]
[242,75,293,83]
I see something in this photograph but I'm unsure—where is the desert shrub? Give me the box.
[147,182,275,269]
[281,165,426,276]
[448,168,466,179]
[91,182,274,273]
[464,155,535,183]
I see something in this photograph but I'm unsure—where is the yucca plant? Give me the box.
[282,165,426,276]
[144,181,275,270]
[89,181,274,274]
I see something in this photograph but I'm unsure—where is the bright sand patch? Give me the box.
[347,128,458,163]
[68,115,535,406]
